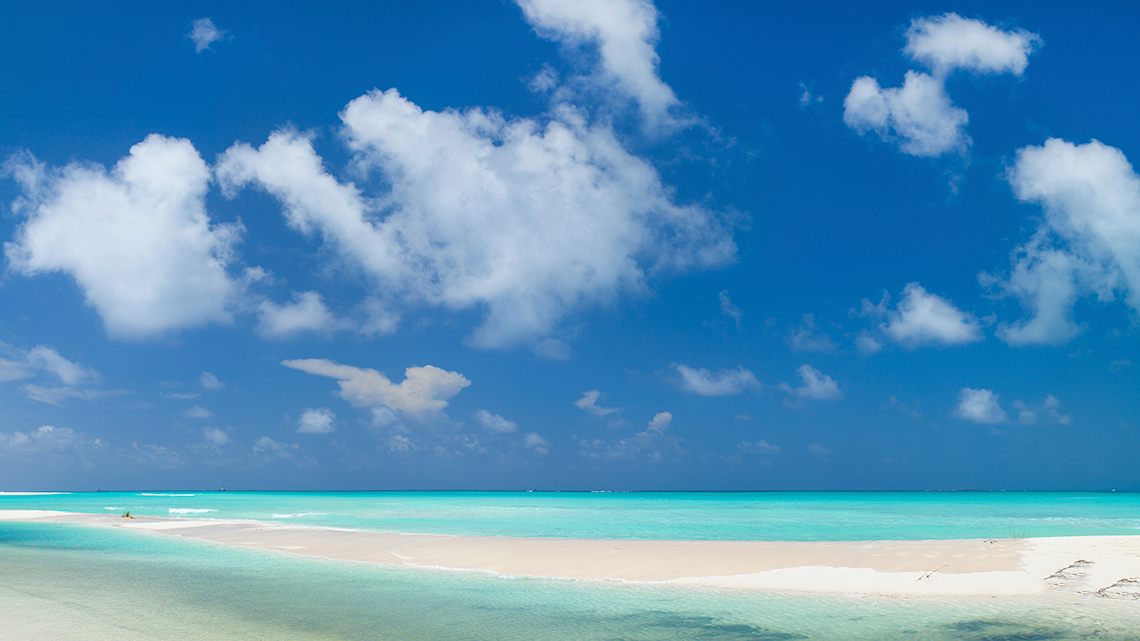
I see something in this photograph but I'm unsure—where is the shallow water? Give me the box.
[5,491,1140,540]
[2,520,1139,641]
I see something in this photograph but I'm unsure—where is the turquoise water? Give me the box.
[4,491,1140,540]
[3,519,1140,641]
[4,492,1140,639]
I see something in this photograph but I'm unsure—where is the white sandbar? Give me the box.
[3,509,1138,598]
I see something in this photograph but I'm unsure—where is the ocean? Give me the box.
[3,491,1140,640]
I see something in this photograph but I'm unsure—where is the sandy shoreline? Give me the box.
[3,509,1139,599]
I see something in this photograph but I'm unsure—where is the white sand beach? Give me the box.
[3,509,1139,599]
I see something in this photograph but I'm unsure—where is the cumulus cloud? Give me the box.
[644,411,672,434]
[0,346,123,405]
[0,344,98,386]
[475,409,518,433]
[808,442,833,462]
[861,283,983,348]
[0,425,82,452]
[903,13,1039,75]
[719,290,743,329]
[574,390,621,417]
[4,136,244,339]
[0,357,33,382]
[253,436,298,458]
[798,82,822,108]
[258,291,350,338]
[737,439,780,455]
[844,72,968,157]
[844,13,1039,158]
[1012,394,1071,426]
[24,346,98,385]
[515,0,679,128]
[1110,359,1133,372]
[988,139,1140,345]
[577,412,687,463]
[672,364,761,396]
[203,426,230,445]
[282,359,470,420]
[216,88,734,353]
[297,407,336,434]
[183,405,214,419]
[21,385,129,406]
[778,365,842,401]
[789,314,835,352]
[953,387,1008,424]
[188,18,227,53]
[524,432,550,454]
[200,371,225,390]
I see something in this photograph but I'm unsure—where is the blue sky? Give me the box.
[1,0,1138,491]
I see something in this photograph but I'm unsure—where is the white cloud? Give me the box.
[281,359,470,420]
[844,14,1039,158]
[130,441,182,467]
[0,346,119,405]
[0,358,33,382]
[737,440,780,455]
[258,291,350,339]
[862,283,983,348]
[844,71,968,158]
[574,390,621,418]
[673,364,761,396]
[854,332,883,354]
[183,405,214,419]
[1012,395,1071,426]
[200,371,225,390]
[24,346,98,385]
[1044,394,1072,425]
[475,409,518,433]
[990,139,1140,345]
[1110,359,1133,372]
[297,407,336,434]
[789,313,835,352]
[798,82,822,108]
[719,290,743,329]
[515,0,679,129]
[577,413,688,463]
[0,344,98,385]
[524,432,550,454]
[21,385,129,406]
[253,436,298,458]
[203,427,229,445]
[953,387,1008,424]
[4,136,244,339]
[0,425,81,452]
[188,18,227,53]
[163,392,201,400]
[528,64,560,93]
[644,411,672,434]
[903,13,1039,75]
[808,442,832,461]
[779,365,842,401]
[216,90,735,353]
[387,434,416,453]
[370,406,404,431]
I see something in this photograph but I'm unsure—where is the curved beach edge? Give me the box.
[3,509,1138,599]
